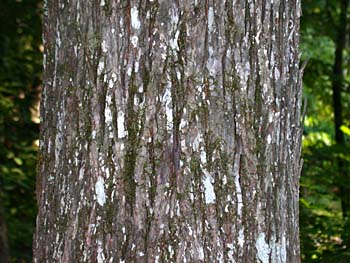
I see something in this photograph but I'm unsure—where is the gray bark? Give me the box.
[34,0,303,262]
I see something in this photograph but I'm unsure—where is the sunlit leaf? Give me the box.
[340,125,350,136]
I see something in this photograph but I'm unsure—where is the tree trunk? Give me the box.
[331,0,350,247]
[0,205,9,263]
[34,0,303,262]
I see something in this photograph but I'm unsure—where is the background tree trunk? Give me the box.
[34,0,303,262]
[331,0,350,248]
[0,205,9,263]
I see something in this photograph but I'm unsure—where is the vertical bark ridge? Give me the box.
[35,0,303,262]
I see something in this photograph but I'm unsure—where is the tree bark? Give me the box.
[34,0,303,262]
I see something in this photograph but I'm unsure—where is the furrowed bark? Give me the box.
[34,0,303,262]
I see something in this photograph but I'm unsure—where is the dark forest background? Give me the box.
[0,0,349,262]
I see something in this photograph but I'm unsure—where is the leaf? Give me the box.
[14,157,23,166]
[340,125,350,136]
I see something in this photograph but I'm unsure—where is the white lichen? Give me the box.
[192,133,202,152]
[234,171,243,216]
[117,111,126,138]
[108,79,114,89]
[198,245,204,260]
[131,36,138,48]
[92,130,96,139]
[162,85,173,131]
[127,67,132,77]
[134,61,139,73]
[227,243,235,262]
[200,151,207,164]
[267,134,272,144]
[98,60,105,75]
[104,94,113,126]
[238,228,245,248]
[131,7,141,30]
[169,30,179,51]
[97,240,105,263]
[203,172,216,204]
[78,167,84,180]
[256,232,270,263]
[208,7,214,33]
[111,72,117,82]
[95,177,106,206]
[101,40,107,53]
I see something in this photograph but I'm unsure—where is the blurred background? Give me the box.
[0,0,349,262]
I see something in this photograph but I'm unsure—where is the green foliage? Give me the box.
[300,143,350,262]
[300,0,350,262]
[0,0,42,261]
